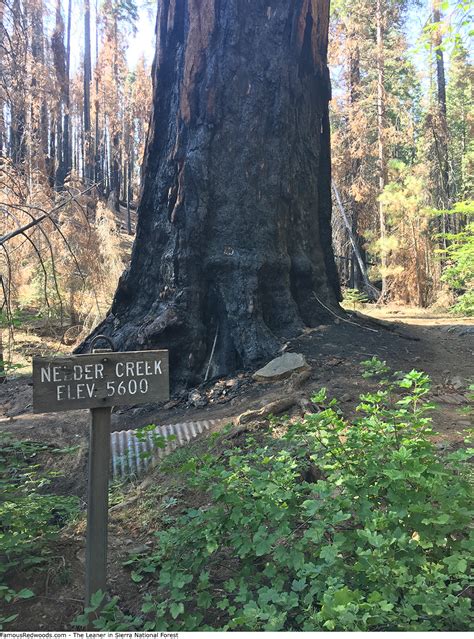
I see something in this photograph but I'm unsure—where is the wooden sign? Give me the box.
[32,350,169,413]
[32,342,170,613]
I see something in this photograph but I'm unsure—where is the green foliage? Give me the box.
[436,216,474,315]
[72,590,143,631]
[111,0,139,27]
[447,43,473,199]
[135,423,177,460]
[85,361,472,631]
[360,356,391,379]
[0,310,26,329]
[0,435,80,627]
[0,360,25,375]
[420,0,473,53]
[343,288,369,310]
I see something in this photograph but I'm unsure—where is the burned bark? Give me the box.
[81,0,341,386]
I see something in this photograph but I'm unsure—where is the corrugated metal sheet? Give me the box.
[110,419,225,478]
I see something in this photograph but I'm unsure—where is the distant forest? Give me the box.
[0,0,472,338]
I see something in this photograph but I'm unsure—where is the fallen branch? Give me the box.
[352,311,421,342]
[313,294,379,333]
[204,324,219,382]
[237,397,296,425]
[332,182,380,301]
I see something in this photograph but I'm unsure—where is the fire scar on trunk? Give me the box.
[181,0,216,123]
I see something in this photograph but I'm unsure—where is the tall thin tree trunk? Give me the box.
[0,0,5,158]
[432,0,450,238]
[347,33,366,291]
[84,0,92,182]
[110,14,121,208]
[9,0,26,166]
[126,128,133,234]
[126,155,132,234]
[30,0,48,171]
[332,183,378,300]
[52,0,66,187]
[376,0,388,299]
[94,0,101,189]
[63,0,72,183]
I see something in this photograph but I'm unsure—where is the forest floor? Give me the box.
[1,305,472,630]
[1,304,471,448]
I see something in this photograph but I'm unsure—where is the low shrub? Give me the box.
[0,436,80,627]
[79,360,473,631]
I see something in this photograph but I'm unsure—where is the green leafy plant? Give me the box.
[0,310,27,330]
[135,423,177,461]
[434,205,474,316]
[72,590,143,631]
[0,360,26,375]
[360,356,391,379]
[0,435,80,627]
[343,288,369,311]
[79,362,472,631]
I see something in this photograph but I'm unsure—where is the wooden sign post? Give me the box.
[32,337,169,607]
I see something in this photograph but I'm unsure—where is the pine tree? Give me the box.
[330,0,419,299]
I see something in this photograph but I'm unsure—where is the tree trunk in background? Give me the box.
[84,0,92,182]
[9,0,26,166]
[347,35,365,291]
[81,0,341,387]
[94,0,102,188]
[0,332,4,384]
[63,0,72,184]
[432,0,450,241]
[376,0,388,299]
[30,0,48,171]
[0,1,5,157]
[51,0,66,188]
[110,15,121,208]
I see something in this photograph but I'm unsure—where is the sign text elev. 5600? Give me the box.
[32,351,169,413]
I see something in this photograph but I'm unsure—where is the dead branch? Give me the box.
[0,182,98,247]
[313,293,379,333]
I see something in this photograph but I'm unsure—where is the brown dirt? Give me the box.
[1,306,472,630]
[2,305,471,446]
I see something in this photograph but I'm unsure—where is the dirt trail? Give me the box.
[0,306,472,451]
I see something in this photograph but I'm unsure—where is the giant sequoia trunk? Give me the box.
[82,0,341,386]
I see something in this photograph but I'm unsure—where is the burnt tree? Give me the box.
[82,0,341,386]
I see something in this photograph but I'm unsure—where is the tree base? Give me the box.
[78,0,341,388]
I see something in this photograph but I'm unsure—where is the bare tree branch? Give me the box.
[0,182,98,247]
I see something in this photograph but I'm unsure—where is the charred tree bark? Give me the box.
[30,1,48,172]
[81,0,341,386]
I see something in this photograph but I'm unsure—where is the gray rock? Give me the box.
[127,544,150,556]
[436,392,466,405]
[253,353,309,382]
[188,390,206,407]
[449,375,464,390]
